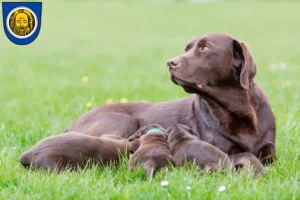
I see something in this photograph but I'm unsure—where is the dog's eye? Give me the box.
[199,45,210,51]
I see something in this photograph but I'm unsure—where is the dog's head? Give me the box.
[167,33,257,93]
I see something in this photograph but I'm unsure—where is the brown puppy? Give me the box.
[167,124,232,173]
[19,132,130,172]
[128,124,174,180]
[229,152,265,177]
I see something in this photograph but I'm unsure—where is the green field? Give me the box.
[0,0,299,199]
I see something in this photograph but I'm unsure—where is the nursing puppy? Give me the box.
[167,124,232,173]
[229,152,265,176]
[19,132,130,172]
[128,124,174,180]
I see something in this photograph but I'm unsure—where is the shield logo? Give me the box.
[2,2,42,45]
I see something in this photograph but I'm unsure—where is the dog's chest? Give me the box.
[200,130,237,153]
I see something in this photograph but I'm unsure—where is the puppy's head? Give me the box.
[167,33,257,93]
[166,124,198,145]
[128,124,166,142]
[140,131,168,144]
[128,124,168,153]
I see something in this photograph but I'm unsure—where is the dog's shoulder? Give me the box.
[251,83,274,120]
[250,82,271,109]
[250,83,275,124]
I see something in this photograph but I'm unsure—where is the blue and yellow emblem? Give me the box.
[2,2,42,45]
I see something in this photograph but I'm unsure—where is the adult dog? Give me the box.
[65,33,276,165]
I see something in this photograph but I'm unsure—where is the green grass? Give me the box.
[0,0,299,199]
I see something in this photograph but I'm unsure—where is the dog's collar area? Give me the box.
[146,128,163,134]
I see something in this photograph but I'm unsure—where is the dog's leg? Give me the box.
[229,152,264,176]
[258,143,276,165]
[144,160,156,180]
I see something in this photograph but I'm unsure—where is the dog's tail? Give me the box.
[144,160,156,181]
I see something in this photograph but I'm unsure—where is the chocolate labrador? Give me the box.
[128,124,174,179]
[62,33,276,166]
[167,124,232,172]
[19,132,131,171]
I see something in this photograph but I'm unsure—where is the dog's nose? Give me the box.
[167,59,179,69]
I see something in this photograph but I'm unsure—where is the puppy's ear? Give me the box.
[129,138,141,153]
[232,40,257,90]
[162,132,168,140]
[128,130,143,141]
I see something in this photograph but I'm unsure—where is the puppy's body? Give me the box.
[167,124,232,172]
[20,132,130,171]
[128,125,174,179]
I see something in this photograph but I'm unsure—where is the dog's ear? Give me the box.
[232,40,257,90]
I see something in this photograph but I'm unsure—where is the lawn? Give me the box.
[0,0,299,199]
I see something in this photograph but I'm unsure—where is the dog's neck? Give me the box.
[195,81,259,136]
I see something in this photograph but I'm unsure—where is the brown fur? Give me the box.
[167,124,233,172]
[167,34,275,164]
[19,132,131,172]
[229,152,265,177]
[26,33,275,172]
[128,124,174,179]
